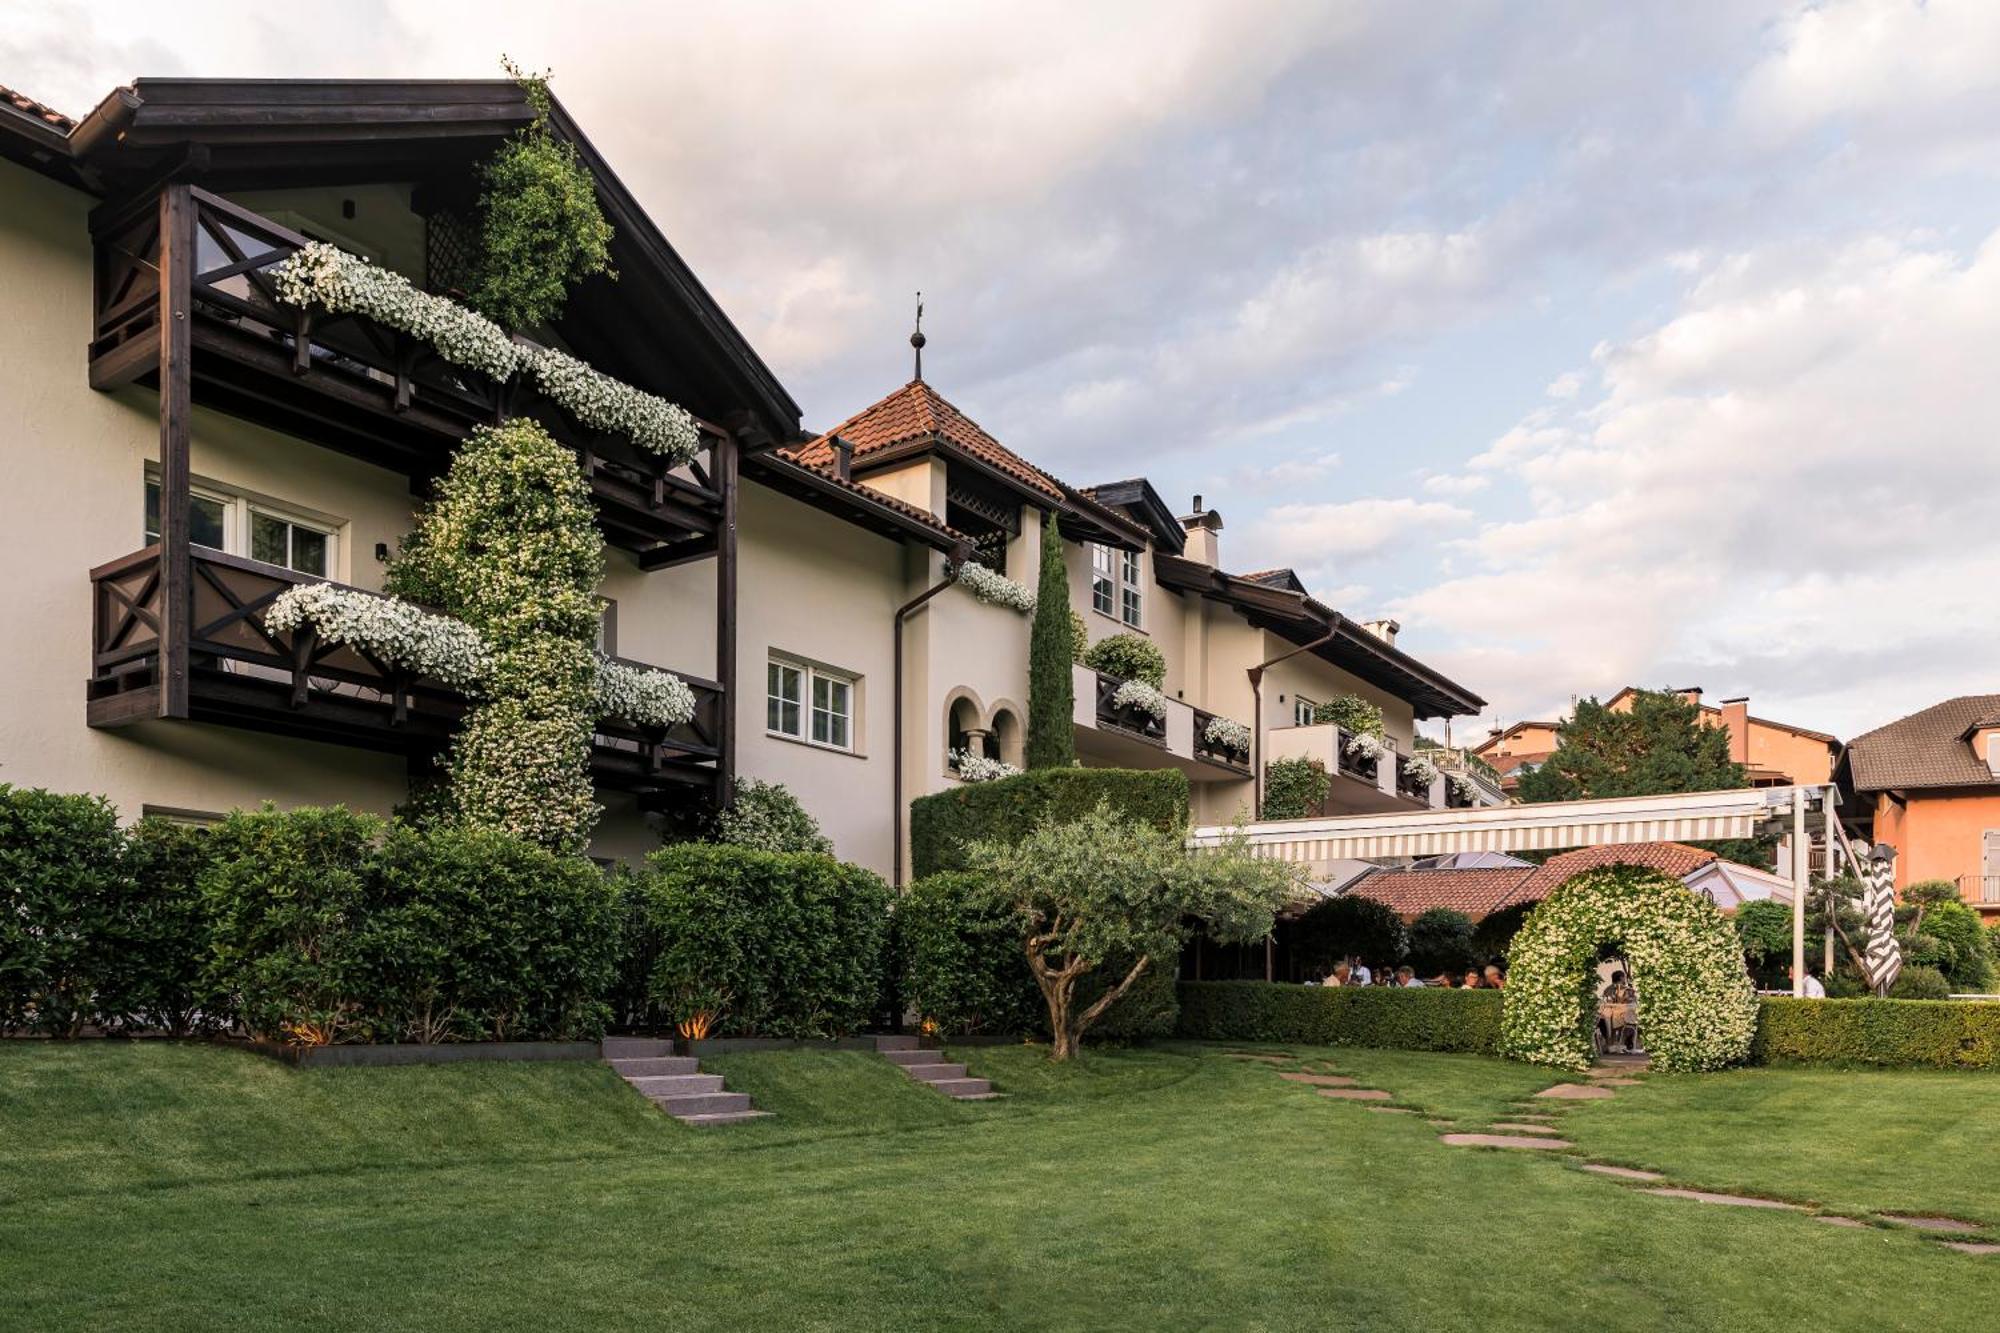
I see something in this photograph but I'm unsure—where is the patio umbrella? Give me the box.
[1857,842,1901,996]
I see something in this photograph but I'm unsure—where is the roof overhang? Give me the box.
[1155,553,1484,718]
[1078,477,1186,554]
[746,453,971,555]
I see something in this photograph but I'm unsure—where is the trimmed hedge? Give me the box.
[898,872,1043,1037]
[100,818,225,1037]
[1753,997,2000,1070]
[625,844,891,1038]
[909,767,1189,879]
[0,785,129,1037]
[1176,980,1503,1054]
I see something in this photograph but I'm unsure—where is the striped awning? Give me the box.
[1191,786,1833,872]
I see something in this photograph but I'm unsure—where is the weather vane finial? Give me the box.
[910,291,926,381]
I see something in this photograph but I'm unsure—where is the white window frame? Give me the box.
[1294,696,1319,728]
[1119,548,1143,628]
[144,469,343,579]
[766,655,858,754]
[1091,544,1116,617]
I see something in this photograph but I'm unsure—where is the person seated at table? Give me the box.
[1482,964,1506,990]
[1351,959,1374,986]
[1323,962,1353,987]
[1461,969,1484,989]
[1599,970,1639,1053]
[1431,972,1457,988]
[1395,966,1423,987]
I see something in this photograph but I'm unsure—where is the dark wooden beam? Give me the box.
[712,430,740,805]
[156,183,195,720]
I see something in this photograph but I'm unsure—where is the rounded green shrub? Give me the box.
[1500,864,1759,1072]
[1291,894,1406,978]
[1083,631,1167,688]
[1733,898,1796,990]
[1261,757,1331,820]
[0,785,128,1037]
[1405,907,1478,977]
[898,872,1043,1037]
[1888,964,1951,1000]
[713,778,832,855]
[1907,898,1994,991]
[1319,694,1385,738]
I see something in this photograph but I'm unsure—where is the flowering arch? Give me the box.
[1499,864,1758,1073]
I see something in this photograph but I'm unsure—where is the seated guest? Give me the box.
[1352,959,1373,986]
[1599,970,1639,1053]
[1462,969,1484,989]
[1323,962,1353,987]
[1483,964,1505,990]
[1395,966,1424,987]
[1432,973,1456,988]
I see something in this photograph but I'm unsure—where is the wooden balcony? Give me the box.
[89,186,727,568]
[87,545,723,801]
[1070,665,1252,781]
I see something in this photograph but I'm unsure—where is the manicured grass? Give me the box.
[1555,1064,2000,1226]
[0,1040,1992,1331]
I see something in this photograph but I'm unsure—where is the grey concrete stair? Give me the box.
[901,1062,968,1081]
[874,1034,921,1052]
[649,1091,753,1117]
[924,1077,993,1098]
[881,1048,943,1067]
[609,1056,699,1077]
[873,1038,999,1100]
[627,1073,725,1097]
[602,1039,766,1125]
[601,1037,676,1059]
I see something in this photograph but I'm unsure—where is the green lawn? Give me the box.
[0,1040,1993,1331]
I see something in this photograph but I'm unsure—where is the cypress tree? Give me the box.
[1026,512,1077,769]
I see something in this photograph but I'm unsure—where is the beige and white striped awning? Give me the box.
[1191,786,1833,874]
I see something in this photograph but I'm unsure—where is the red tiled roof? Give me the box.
[788,379,1065,502]
[753,452,973,547]
[1349,866,1533,920]
[1843,694,2000,793]
[1,83,75,131]
[1497,842,1720,911]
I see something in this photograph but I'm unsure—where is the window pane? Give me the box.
[146,481,228,548]
[1122,550,1140,584]
[1092,577,1114,616]
[767,661,802,736]
[290,526,327,576]
[251,513,289,566]
[1121,587,1141,627]
[144,480,160,544]
[1093,544,1112,574]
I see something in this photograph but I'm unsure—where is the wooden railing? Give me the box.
[87,546,721,779]
[1190,706,1252,772]
[89,186,727,562]
[1091,671,1167,745]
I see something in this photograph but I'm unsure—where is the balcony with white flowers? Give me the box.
[86,543,723,803]
[1262,723,1489,815]
[1070,663,1253,782]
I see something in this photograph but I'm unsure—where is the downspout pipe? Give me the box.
[1248,618,1343,817]
[894,543,973,887]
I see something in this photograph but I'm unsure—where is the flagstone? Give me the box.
[1642,1188,1804,1211]
[1440,1133,1573,1150]
[1578,1164,1664,1182]
[1886,1215,1984,1233]
[1537,1083,1616,1100]
[1277,1073,1359,1087]
[1316,1088,1392,1101]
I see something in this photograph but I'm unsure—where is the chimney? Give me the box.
[1179,494,1223,566]
[1719,696,1749,764]
[1361,618,1400,646]
[830,435,853,482]
[1676,686,1704,706]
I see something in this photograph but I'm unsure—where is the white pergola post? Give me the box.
[1791,786,1808,996]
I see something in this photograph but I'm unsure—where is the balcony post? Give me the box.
[713,428,740,806]
[157,184,195,720]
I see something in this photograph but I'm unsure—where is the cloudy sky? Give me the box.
[11,1,2000,740]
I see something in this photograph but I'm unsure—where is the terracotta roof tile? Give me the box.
[1844,694,2000,792]
[1,83,75,131]
[1349,866,1533,920]
[788,380,1065,502]
[1497,842,1720,911]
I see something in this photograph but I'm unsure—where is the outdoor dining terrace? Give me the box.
[86,543,724,801]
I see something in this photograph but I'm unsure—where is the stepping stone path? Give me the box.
[602,1038,769,1127]
[1642,1188,1803,1212]
[1441,1133,1573,1150]
[1232,1046,1995,1252]
[875,1035,1002,1100]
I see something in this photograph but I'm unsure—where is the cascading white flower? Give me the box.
[265,583,492,690]
[949,560,1037,614]
[1447,773,1481,804]
[1202,715,1252,754]
[1111,678,1169,721]
[594,655,699,729]
[522,346,702,464]
[949,748,1021,782]
[1344,731,1387,763]
[272,242,524,381]
[1404,754,1441,787]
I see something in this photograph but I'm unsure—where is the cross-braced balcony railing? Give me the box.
[89,186,728,568]
[1190,706,1252,774]
[1092,670,1167,745]
[88,544,723,797]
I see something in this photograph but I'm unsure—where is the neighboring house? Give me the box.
[0,75,1488,883]
[1472,688,1838,795]
[1346,842,1775,921]
[1836,694,2000,918]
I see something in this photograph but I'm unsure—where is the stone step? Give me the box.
[955,1091,1007,1101]
[902,1063,968,1082]
[881,1049,943,1067]
[678,1109,774,1128]
[651,1091,752,1117]
[874,1034,921,1052]
[627,1073,725,1097]
[601,1037,676,1059]
[926,1077,991,1098]
[608,1056,698,1077]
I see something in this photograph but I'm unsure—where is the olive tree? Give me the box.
[964,805,1302,1060]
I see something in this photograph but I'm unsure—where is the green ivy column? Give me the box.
[1027,512,1076,769]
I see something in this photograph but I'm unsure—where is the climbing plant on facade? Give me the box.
[1026,513,1076,769]
[388,418,605,852]
[1499,864,1759,1073]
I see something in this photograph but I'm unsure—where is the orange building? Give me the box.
[1472,689,1837,795]
[1837,695,2000,919]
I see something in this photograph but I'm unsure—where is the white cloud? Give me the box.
[1544,371,1584,399]
[1396,226,2000,736]
[1422,472,1490,497]
[1247,498,1473,580]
